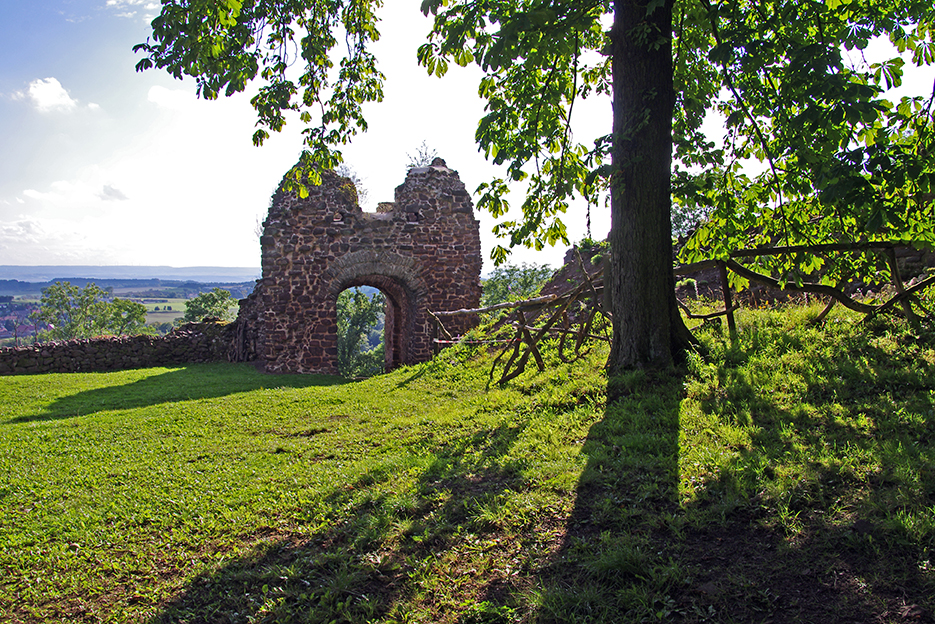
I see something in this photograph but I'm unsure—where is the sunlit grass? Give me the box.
[1,303,934,623]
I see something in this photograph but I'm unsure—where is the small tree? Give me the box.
[337,287,385,378]
[29,281,152,340]
[254,214,265,241]
[406,140,438,170]
[481,263,554,307]
[181,288,237,323]
[105,299,151,336]
[30,281,109,341]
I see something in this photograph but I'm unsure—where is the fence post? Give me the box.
[886,248,920,331]
[718,261,738,343]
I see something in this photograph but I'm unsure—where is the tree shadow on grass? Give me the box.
[147,420,530,624]
[531,368,687,622]
[670,355,935,623]
[7,363,347,424]
[533,331,935,623]
[89,321,935,622]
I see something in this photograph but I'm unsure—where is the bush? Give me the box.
[182,288,237,323]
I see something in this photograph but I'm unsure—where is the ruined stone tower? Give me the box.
[235,158,483,374]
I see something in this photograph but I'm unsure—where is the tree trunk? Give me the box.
[608,0,694,374]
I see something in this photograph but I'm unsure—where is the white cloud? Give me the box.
[106,0,159,20]
[21,179,104,207]
[0,218,45,241]
[1,174,145,264]
[22,78,78,113]
[0,216,125,265]
[99,185,129,201]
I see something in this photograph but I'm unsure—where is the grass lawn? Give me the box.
[0,303,933,623]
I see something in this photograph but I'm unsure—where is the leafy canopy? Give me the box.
[134,0,385,191]
[182,288,237,323]
[418,1,612,264]
[133,0,611,255]
[419,0,935,279]
[672,0,935,289]
[136,0,935,279]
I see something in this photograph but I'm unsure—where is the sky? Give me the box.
[1,2,932,273]
[0,0,611,273]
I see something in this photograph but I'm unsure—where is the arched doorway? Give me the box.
[327,250,426,372]
[335,274,414,372]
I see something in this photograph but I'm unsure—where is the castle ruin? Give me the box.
[235,158,483,374]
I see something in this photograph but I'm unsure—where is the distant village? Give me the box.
[0,278,257,347]
[0,296,36,345]
[0,295,179,346]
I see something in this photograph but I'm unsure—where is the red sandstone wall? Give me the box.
[247,158,483,374]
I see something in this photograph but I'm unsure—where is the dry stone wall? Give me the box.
[0,322,235,376]
[238,157,483,374]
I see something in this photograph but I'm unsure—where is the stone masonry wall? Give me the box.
[0,322,234,375]
[240,157,483,374]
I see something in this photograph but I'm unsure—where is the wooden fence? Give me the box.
[428,240,935,384]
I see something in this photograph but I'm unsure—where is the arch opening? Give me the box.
[337,274,414,373]
[335,285,386,378]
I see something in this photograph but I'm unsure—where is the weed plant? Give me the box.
[1,302,933,623]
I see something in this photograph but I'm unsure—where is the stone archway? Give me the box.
[237,158,483,375]
[340,277,407,371]
[326,250,429,371]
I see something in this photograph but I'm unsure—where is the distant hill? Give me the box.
[0,266,261,283]
[0,266,262,299]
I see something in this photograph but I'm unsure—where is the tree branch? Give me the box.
[723,259,876,313]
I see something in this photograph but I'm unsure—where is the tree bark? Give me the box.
[608,0,694,374]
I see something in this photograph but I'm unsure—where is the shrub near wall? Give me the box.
[0,321,236,376]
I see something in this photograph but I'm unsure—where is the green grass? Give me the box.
[142,299,187,325]
[1,304,933,623]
